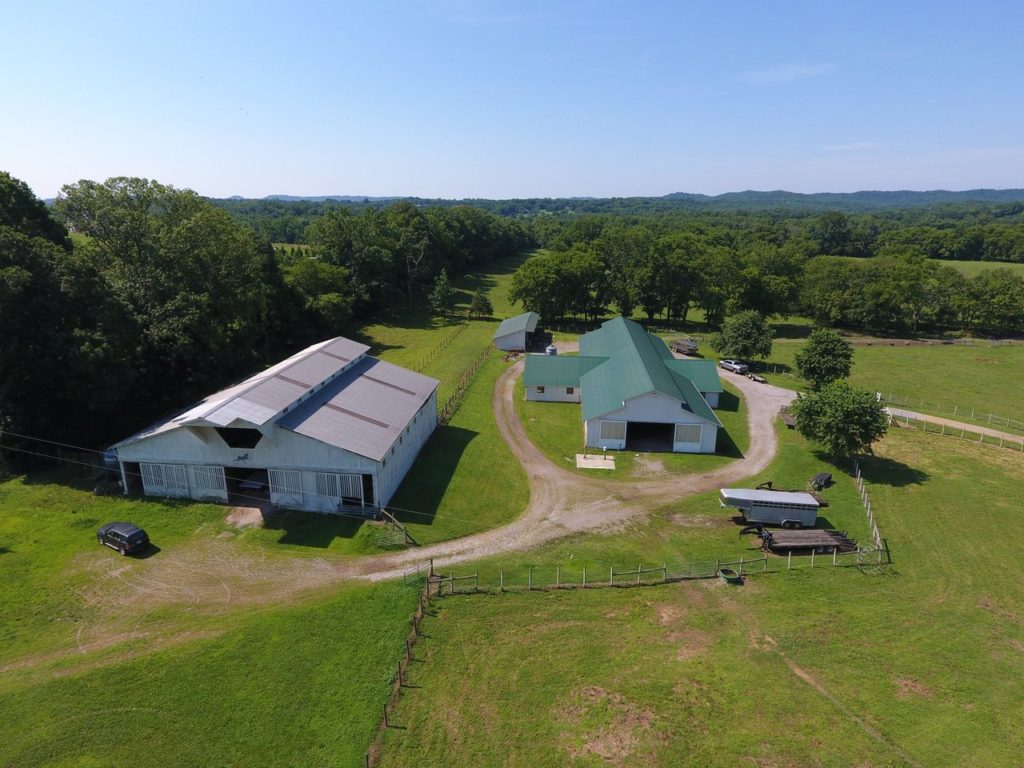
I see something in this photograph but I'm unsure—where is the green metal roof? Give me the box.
[574,317,720,426]
[493,312,539,340]
[523,355,606,388]
[664,359,723,393]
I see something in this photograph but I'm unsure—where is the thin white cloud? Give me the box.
[823,142,883,151]
[741,62,835,84]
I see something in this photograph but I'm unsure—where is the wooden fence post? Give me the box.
[528,566,533,590]
[499,570,503,591]
[636,564,642,585]
[583,565,587,587]
[787,551,792,570]
[609,565,614,586]
[556,565,560,588]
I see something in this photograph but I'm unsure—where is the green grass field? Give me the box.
[0,472,421,768]
[0,580,416,768]
[762,340,1024,425]
[380,428,1024,767]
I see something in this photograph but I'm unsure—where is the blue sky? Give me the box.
[3,0,1023,198]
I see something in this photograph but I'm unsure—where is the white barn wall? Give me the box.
[493,331,526,351]
[583,392,717,453]
[703,391,720,408]
[375,391,438,507]
[525,385,581,403]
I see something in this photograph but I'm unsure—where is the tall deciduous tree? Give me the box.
[790,382,888,457]
[795,329,854,388]
[712,310,773,362]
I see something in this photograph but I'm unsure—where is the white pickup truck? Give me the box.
[718,359,749,374]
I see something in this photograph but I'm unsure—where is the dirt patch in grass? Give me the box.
[976,596,1020,624]
[669,628,711,661]
[563,686,658,766]
[225,506,267,529]
[668,513,728,528]
[632,455,665,478]
[894,678,933,699]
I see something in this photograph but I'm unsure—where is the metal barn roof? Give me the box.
[522,354,606,387]
[577,318,720,425]
[493,311,539,340]
[277,356,438,461]
[664,359,724,393]
[720,489,820,507]
[113,337,438,461]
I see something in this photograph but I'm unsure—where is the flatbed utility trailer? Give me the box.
[743,526,858,553]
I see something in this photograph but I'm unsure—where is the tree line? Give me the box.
[0,173,529,445]
[507,214,1024,335]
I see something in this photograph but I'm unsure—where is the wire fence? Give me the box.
[411,321,469,373]
[424,550,887,597]
[438,345,491,426]
[886,410,1024,452]
[852,458,885,551]
[879,392,1024,435]
[365,575,433,768]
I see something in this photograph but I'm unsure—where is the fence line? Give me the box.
[438,345,491,426]
[852,458,885,554]
[366,566,436,768]
[411,322,469,373]
[429,550,892,596]
[887,411,1024,453]
[879,392,1024,435]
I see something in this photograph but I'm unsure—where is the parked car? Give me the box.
[718,359,749,374]
[97,522,149,556]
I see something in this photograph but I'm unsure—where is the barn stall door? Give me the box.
[268,469,303,508]
[190,465,227,502]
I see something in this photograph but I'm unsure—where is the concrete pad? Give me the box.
[576,453,616,469]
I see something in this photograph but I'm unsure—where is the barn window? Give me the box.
[566,387,575,395]
[536,386,545,394]
[674,424,701,444]
[600,421,626,441]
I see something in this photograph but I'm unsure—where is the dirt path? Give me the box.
[886,406,1024,444]
[341,365,796,582]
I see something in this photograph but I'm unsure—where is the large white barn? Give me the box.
[522,317,723,454]
[112,337,439,514]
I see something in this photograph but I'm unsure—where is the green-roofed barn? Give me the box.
[522,317,723,453]
[493,311,540,351]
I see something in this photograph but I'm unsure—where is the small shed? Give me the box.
[493,312,540,352]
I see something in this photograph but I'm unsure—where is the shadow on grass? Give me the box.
[0,546,11,555]
[134,544,162,559]
[387,426,478,528]
[763,361,795,375]
[715,391,744,459]
[856,455,930,487]
[772,323,813,340]
[262,509,365,548]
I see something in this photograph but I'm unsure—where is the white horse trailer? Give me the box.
[719,488,820,528]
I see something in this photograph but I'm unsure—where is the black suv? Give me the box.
[96,522,149,555]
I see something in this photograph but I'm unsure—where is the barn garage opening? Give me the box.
[225,467,270,504]
[625,421,674,452]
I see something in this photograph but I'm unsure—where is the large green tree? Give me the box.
[790,382,888,457]
[712,310,773,362]
[795,329,854,389]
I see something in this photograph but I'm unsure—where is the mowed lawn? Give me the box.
[0,474,421,768]
[0,581,416,768]
[380,429,1024,767]
[764,339,1024,418]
